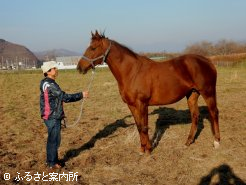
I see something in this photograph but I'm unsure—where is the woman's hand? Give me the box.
[83,91,89,98]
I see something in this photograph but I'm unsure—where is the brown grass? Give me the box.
[0,65,246,184]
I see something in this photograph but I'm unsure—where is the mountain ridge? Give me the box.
[0,39,39,69]
[0,39,82,69]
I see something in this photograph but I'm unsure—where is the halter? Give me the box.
[64,42,111,128]
[81,41,111,69]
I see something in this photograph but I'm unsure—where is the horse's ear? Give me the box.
[95,30,100,37]
[91,31,94,38]
[102,29,106,38]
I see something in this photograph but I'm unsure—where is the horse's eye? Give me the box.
[90,46,96,51]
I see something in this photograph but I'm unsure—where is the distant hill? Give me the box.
[34,49,81,61]
[0,39,39,69]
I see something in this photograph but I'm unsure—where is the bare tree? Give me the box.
[184,39,246,56]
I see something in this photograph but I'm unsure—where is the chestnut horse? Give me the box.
[77,31,220,154]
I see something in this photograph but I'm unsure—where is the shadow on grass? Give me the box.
[61,115,132,163]
[62,106,211,162]
[199,164,245,185]
[150,106,210,150]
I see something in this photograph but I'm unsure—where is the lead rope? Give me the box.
[64,69,96,128]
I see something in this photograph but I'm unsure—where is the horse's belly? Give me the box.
[149,87,189,105]
[149,96,184,105]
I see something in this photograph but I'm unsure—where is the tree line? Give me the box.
[183,39,246,56]
[141,39,246,64]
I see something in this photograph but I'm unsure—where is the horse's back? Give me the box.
[166,54,217,96]
[181,54,217,89]
[145,54,217,105]
[161,54,217,86]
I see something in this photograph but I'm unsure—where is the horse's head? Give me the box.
[77,30,111,74]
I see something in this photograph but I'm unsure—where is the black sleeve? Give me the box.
[62,92,83,103]
[48,82,83,103]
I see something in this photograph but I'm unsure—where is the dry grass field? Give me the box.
[0,63,246,185]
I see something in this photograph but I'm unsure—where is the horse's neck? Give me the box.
[106,42,141,86]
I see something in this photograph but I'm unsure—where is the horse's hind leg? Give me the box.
[185,90,200,146]
[201,93,220,148]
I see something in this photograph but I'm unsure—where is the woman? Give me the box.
[40,61,88,171]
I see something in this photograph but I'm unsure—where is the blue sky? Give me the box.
[1,0,246,53]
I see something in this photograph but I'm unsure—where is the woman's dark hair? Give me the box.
[44,68,52,77]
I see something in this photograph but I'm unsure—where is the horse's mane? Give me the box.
[110,39,138,59]
[97,32,139,59]
[107,38,152,62]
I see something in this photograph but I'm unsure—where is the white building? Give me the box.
[55,56,108,69]
[56,56,80,69]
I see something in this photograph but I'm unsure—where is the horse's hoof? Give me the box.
[139,148,145,155]
[145,149,151,155]
[139,151,145,156]
[213,140,220,149]
[185,141,191,146]
[139,150,151,156]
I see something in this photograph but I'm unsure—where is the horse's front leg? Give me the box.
[128,102,151,154]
